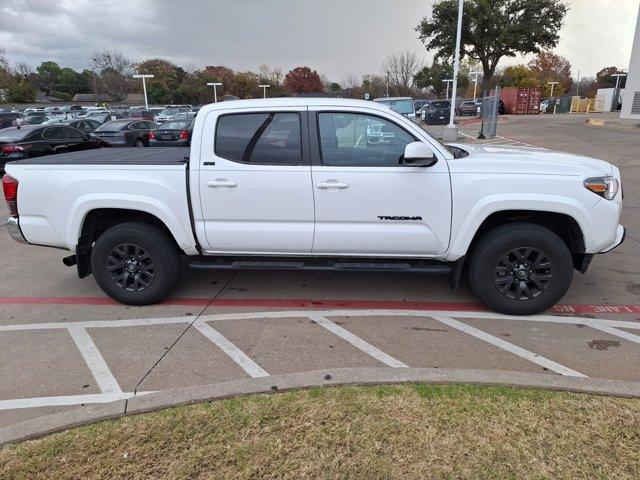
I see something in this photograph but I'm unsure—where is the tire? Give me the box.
[91,222,181,305]
[468,223,573,315]
[134,138,145,147]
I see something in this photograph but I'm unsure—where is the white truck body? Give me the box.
[4,98,624,314]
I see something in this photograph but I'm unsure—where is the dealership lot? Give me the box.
[1,112,639,441]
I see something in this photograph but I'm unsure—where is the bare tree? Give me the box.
[258,64,283,86]
[381,50,422,96]
[89,50,132,102]
[14,62,31,78]
[341,74,360,89]
[0,47,9,71]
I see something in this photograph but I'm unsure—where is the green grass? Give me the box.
[1,384,639,479]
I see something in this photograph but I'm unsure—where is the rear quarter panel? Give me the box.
[4,163,198,254]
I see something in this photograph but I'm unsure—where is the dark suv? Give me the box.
[0,112,21,129]
[422,100,451,125]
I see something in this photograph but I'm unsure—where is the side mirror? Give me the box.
[403,142,437,167]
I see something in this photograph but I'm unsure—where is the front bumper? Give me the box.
[6,216,27,244]
[599,225,625,253]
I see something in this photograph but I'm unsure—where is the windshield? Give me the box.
[159,108,179,116]
[95,120,130,131]
[377,99,414,115]
[0,128,33,141]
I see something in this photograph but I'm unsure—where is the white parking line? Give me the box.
[588,325,640,345]
[431,315,587,377]
[67,326,123,395]
[308,314,408,368]
[193,320,269,378]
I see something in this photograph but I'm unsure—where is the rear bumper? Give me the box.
[149,140,189,147]
[599,225,625,253]
[6,216,27,244]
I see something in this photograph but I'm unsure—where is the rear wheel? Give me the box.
[468,223,573,315]
[91,222,180,305]
[134,138,145,147]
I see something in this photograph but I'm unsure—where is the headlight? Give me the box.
[584,176,619,200]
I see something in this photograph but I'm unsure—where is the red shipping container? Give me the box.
[500,87,542,115]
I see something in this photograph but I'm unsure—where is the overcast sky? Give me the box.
[1,0,638,82]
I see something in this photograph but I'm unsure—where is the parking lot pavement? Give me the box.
[1,112,640,441]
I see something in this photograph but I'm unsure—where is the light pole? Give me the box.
[207,82,223,103]
[445,0,464,136]
[547,81,559,114]
[471,71,482,100]
[132,74,154,109]
[258,84,270,98]
[443,79,454,100]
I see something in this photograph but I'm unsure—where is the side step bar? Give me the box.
[188,257,452,275]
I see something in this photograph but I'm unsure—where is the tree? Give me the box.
[528,51,572,96]
[36,61,62,95]
[381,50,422,96]
[417,0,568,94]
[202,65,236,95]
[135,59,186,104]
[283,66,323,94]
[413,61,469,98]
[501,65,540,88]
[90,50,132,101]
[231,71,260,99]
[596,66,626,89]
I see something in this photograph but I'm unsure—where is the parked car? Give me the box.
[46,118,103,133]
[154,105,192,124]
[373,97,416,121]
[0,112,21,129]
[412,99,430,117]
[149,119,193,147]
[422,100,451,124]
[20,114,48,125]
[3,98,624,315]
[0,125,107,171]
[87,112,125,124]
[92,119,158,147]
[456,100,478,116]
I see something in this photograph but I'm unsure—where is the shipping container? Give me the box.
[500,87,542,115]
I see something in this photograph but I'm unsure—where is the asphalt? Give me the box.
[1,111,639,444]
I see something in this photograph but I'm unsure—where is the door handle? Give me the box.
[207,179,238,188]
[316,180,349,189]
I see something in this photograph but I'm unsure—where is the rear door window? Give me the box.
[215,113,301,166]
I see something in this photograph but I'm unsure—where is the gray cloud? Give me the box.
[0,0,637,80]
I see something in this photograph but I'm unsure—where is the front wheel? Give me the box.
[91,222,181,305]
[468,223,573,315]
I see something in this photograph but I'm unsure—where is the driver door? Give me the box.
[309,108,451,256]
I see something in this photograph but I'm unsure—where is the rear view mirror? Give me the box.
[403,141,437,167]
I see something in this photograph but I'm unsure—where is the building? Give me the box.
[621,4,640,119]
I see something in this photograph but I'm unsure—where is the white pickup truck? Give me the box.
[3,98,624,315]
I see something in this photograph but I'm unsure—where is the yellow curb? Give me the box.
[586,118,605,126]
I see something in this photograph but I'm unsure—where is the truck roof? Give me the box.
[199,97,392,113]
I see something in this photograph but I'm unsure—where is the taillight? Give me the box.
[149,131,156,140]
[2,145,24,154]
[2,174,19,217]
[179,130,189,140]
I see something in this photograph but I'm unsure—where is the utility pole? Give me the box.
[258,84,270,98]
[443,0,464,141]
[207,82,223,103]
[471,71,482,100]
[443,79,454,99]
[547,81,559,114]
[132,74,154,109]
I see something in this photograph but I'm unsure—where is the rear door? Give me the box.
[197,107,314,253]
[309,107,452,256]
[42,127,69,154]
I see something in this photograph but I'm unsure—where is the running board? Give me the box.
[188,257,452,274]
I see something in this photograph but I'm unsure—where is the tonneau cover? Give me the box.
[8,147,189,166]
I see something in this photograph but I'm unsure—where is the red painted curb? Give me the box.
[0,296,638,314]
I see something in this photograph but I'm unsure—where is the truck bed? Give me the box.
[9,147,190,166]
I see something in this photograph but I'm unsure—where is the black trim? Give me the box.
[185,164,202,254]
[573,253,594,274]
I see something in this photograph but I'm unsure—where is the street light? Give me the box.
[471,71,482,100]
[207,82,223,103]
[443,79,454,100]
[258,84,270,98]
[547,81,559,114]
[132,74,154,109]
